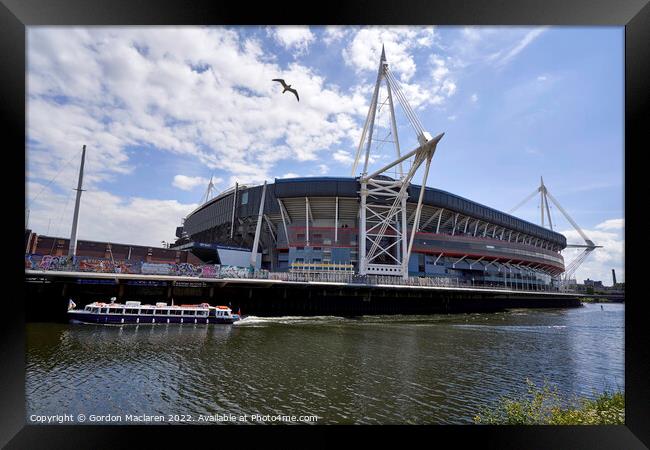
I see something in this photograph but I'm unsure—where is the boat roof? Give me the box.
[88,302,230,309]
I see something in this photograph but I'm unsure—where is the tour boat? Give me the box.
[67,300,238,325]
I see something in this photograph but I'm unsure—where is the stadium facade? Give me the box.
[173,177,566,289]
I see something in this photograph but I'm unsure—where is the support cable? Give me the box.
[28,148,82,206]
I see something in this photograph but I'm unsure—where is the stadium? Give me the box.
[173,177,566,290]
[171,49,568,290]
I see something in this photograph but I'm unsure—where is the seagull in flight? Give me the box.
[272,79,299,102]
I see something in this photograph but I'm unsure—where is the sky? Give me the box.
[25,26,624,285]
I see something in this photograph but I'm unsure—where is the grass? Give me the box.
[474,379,624,425]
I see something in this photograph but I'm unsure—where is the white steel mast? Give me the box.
[250,181,267,270]
[510,176,601,284]
[68,144,87,257]
[352,46,443,278]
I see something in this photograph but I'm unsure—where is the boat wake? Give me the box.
[233,315,347,326]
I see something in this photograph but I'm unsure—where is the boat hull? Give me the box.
[67,311,235,325]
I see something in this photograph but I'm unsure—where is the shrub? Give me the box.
[474,379,624,425]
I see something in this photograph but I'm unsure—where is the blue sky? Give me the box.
[25,26,624,283]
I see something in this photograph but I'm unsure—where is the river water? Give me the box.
[26,303,624,424]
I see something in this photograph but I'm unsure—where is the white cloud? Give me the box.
[340,28,456,113]
[595,218,624,231]
[495,28,547,67]
[342,27,436,82]
[26,27,377,245]
[470,93,478,102]
[172,174,210,191]
[27,181,197,246]
[452,27,547,70]
[28,27,368,185]
[269,26,315,55]
[323,26,348,45]
[333,150,355,165]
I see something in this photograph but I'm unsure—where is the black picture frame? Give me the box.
[2,0,647,448]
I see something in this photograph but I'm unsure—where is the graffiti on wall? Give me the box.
[36,255,73,271]
[218,265,253,278]
[141,263,173,275]
[76,257,141,274]
[25,254,263,280]
[198,265,220,278]
[170,263,200,277]
[77,258,115,273]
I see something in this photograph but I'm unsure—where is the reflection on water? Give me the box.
[26,303,624,424]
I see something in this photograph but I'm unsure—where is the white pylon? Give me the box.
[68,145,87,257]
[352,45,443,278]
[510,177,602,283]
[202,175,215,204]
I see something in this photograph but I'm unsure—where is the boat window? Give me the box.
[171,310,182,315]
[116,309,125,314]
[125,308,136,314]
[155,309,168,315]
[182,310,196,316]
[142,309,154,315]
[100,308,108,314]
[197,311,208,317]
[85,306,91,311]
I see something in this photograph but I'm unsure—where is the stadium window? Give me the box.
[241,191,248,205]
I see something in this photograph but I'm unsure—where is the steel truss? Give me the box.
[352,46,443,278]
[510,176,602,284]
